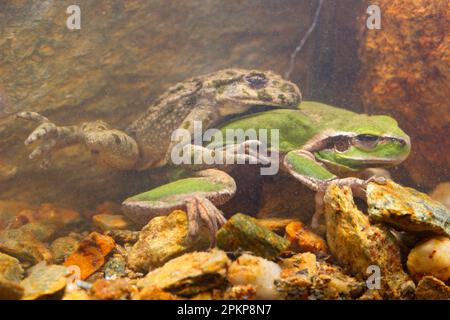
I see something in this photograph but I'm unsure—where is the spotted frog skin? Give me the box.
[18,69,300,170]
[17,69,300,245]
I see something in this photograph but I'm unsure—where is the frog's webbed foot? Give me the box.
[185,195,227,246]
[122,169,236,247]
[17,112,67,168]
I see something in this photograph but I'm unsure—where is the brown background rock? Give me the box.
[357,0,450,189]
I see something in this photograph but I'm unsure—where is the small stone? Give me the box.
[216,213,290,260]
[0,228,52,265]
[90,278,135,300]
[64,232,115,280]
[0,252,24,299]
[128,210,210,272]
[276,252,365,300]
[105,230,139,245]
[50,237,79,264]
[415,276,450,300]
[324,183,415,299]
[92,214,136,231]
[132,286,180,300]
[21,263,67,300]
[407,236,450,282]
[255,218,301,235]
[103,255,127,280]
[367,180,450,237]
[137,249,230,297]
[227,254,282,299]
[285,221,328,254]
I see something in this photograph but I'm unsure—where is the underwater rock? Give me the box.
[0,228,52,265]
[128,210,210,272]
[64,232,115,280]
[367,180,450,237]
[285,221,328,254]
[407,236,450,282]
[275,252,365,300]
[415,276,450,300]
[227,254,282,300]
[222,285,257,300]
[358,0,450,188]
[103,254,127,280]
[90,278,135,300]
[50,237,80,264]
[255,218,301,235]
[105,230,139,245]
[216,213,290,260]
[0,252,24,299]
[132,286,181,300]
[324,183,415,299]
[21,262,67,300]
[93,214,136,232]
[137,249,230,297]
[430,182,450,209]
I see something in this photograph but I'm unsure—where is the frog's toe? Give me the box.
[24,122,57,146]
[185,195,226,247]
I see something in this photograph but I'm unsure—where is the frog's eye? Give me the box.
[244,73,268,89]
[354,134,380,150]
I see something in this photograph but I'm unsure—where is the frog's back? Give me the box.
[125,77,204,169]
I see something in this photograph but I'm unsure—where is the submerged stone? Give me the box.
[415,276,450,300]
[137,249,230,297]
[0,252,24,299]
[21,263,67,300]
[324,183,415,300]
[128,210,210,272]
[92,214,136,232]
[50,236,80,264]
[216,213,290,260]
[64,232,115,280]
[367,180,450,237]
[275,252,364,300]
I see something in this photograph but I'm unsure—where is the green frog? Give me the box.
[122,101,410,243]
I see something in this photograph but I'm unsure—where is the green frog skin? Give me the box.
[122,101,410,243]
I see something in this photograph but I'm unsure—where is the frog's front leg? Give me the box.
[17,112,140,170]
[283,149,385,233]
[122,169,236,246]
[174,140,271,171]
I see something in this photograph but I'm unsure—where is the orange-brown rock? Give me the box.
[285,221,328,254]
[92,214,136,231]
[64,232,115,280]
[358,0,450,188]
[90,278,136,300]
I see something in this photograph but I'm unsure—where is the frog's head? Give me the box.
[204,69,301,116]
[310,114,411,172]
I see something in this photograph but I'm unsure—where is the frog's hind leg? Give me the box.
[122,169,236,246]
